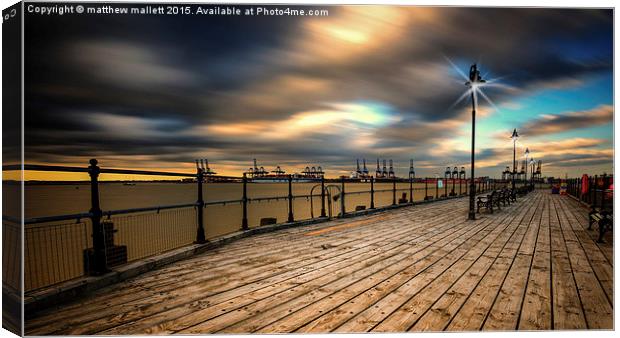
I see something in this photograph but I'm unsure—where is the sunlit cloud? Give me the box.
[520,104,612,136]
[196,102,401,142]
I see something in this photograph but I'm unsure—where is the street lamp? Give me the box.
[466,64,485,220]
[511,129,519,190]
[459,166,465,195]
[524,147,530,183]
[530,158,535,188]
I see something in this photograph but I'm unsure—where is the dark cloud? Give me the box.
[23,6,613,176]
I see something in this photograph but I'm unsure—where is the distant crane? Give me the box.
[409,159,415,179]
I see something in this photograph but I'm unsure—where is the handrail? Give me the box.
[3,163,243,180]
[102,203,199,217]
[18,213,93,225]
[16,185,473,224]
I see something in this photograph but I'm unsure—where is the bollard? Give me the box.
[370,176,375,209]
[241,173,248,230]
[288,175,294,222]
[340,177,346,217]
[88,159,108,275]
[392,178,396,205]
[320,176,326,217]
[195,169,207,242]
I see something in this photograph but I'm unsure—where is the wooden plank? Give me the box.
[379,193,541,332]
[337,193,539,332]
[555,196,613,304]
[177,208,493,334]
[411,193,544,332]
[548,195,587,329]
[517,191,552,330]
[560,196,613,263]
[552,196,612,329]
[264,208,511,333]
[101,208,477,335]
[444,192,541,331]
[27,193,611,335]
[481,192,545,330]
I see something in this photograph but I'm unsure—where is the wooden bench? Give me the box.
[508,188,517,203]
[516,186,529,196]
[477,190,499,214]
[589,207,613,243]
[497,189,511,207]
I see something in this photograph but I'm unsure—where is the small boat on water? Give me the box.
[123,182,136,186]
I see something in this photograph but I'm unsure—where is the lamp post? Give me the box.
[530,158,535,189]
[459,166,465,195]
[451,166,458,196]
[466,64,485,220]
[511,129,519,190]
[524,147,529,184]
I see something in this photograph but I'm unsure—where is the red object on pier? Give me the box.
[581,174,589,194]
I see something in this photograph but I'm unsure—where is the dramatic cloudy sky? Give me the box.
[24,6,613,179]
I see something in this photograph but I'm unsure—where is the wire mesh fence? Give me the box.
[24,220,90,291]
[3,220,21,291]
[105,207,196,263]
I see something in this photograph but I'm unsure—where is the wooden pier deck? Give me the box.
[25,190,613,334]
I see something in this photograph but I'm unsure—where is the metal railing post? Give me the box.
[459,176,462,195]
[392,177,396,205]
[241,173,248,230]
[452,176,455,196]
[435,178,439,200]
[288,175,294,222]
[425,178,428,199]
[589,176,594,204]
[601,174,607,210]
[320,176,326,217]
[88,159,108,275]
[195,169,207,243]
[370,177,375,209]
[409,176,413,203]
[593,175,598,208]
[444,177,447,197]
[340,177,346,217]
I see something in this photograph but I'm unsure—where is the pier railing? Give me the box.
[4,160,503,292]
[565,174,613,211]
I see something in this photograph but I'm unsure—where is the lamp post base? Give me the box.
[468,211,476,220]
